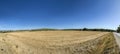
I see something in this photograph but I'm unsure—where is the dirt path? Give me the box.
[113,32,120,48]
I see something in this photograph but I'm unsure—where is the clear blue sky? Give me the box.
[0,0,120,30]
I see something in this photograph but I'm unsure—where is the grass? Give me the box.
[6,31,107,47]
[94,33,119,54]
[0,31,119,54]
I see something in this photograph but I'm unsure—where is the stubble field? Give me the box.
[0,31,119,54]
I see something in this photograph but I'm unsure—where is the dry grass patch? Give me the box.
[6,31,107,47]
[0,31,118,54]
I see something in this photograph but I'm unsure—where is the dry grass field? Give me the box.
[0,31,119,54]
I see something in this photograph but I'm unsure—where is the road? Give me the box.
[113,32,120,48]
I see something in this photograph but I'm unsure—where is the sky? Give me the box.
[0,0,120,30]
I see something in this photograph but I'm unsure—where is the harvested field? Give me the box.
[0,31,119,54]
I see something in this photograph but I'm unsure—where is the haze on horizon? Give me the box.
[0,0,120,30]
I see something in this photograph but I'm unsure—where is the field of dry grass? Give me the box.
[0,31,119,54]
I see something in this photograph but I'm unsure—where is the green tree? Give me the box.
[117,25,120,33]
[83,28,88,31]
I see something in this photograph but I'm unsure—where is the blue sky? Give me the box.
[0,0,120,30]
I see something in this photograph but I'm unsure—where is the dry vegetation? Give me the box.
[0,31,119,54]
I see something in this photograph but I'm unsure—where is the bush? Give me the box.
[117,25,120,33]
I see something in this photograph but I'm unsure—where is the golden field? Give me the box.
[0,31,119,54]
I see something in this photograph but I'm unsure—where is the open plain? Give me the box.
[0,31,119,54]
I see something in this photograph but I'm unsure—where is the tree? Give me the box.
[83,28,88,31]
[117,25,120,33]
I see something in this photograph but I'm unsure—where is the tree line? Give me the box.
[62,28,115,32]
[1,25,120,33]
[0,28,116,33]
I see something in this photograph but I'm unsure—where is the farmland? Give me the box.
[0,31,119,54]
